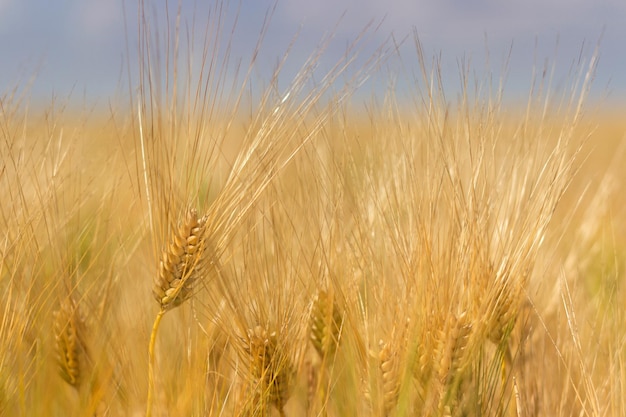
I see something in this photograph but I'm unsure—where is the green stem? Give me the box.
[146,309,165,417]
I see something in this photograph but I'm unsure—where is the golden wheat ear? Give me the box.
[310,289,343,360]
[153,208,208,311]
[379,339,401,416]
[147,208,209,417]
[428,311,473,413]
[53,296,89,388]
[244,325,294,416]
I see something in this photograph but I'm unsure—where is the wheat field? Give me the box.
[1,3,626,417]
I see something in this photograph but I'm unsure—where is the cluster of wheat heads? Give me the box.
[135,1,391,416]
[4,2,626,417]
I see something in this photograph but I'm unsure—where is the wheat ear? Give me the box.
[244,325,294,417]
[308,289,342,415]
[153,208,208,311]
[379,339,400,416]
[53,296,89,388]
[485,277,520,345]
[54,295,108,415]
[431,312,472,413]
[310,289,343,360]
[147,208,208,417]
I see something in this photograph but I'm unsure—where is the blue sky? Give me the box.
[0,0,624,106]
